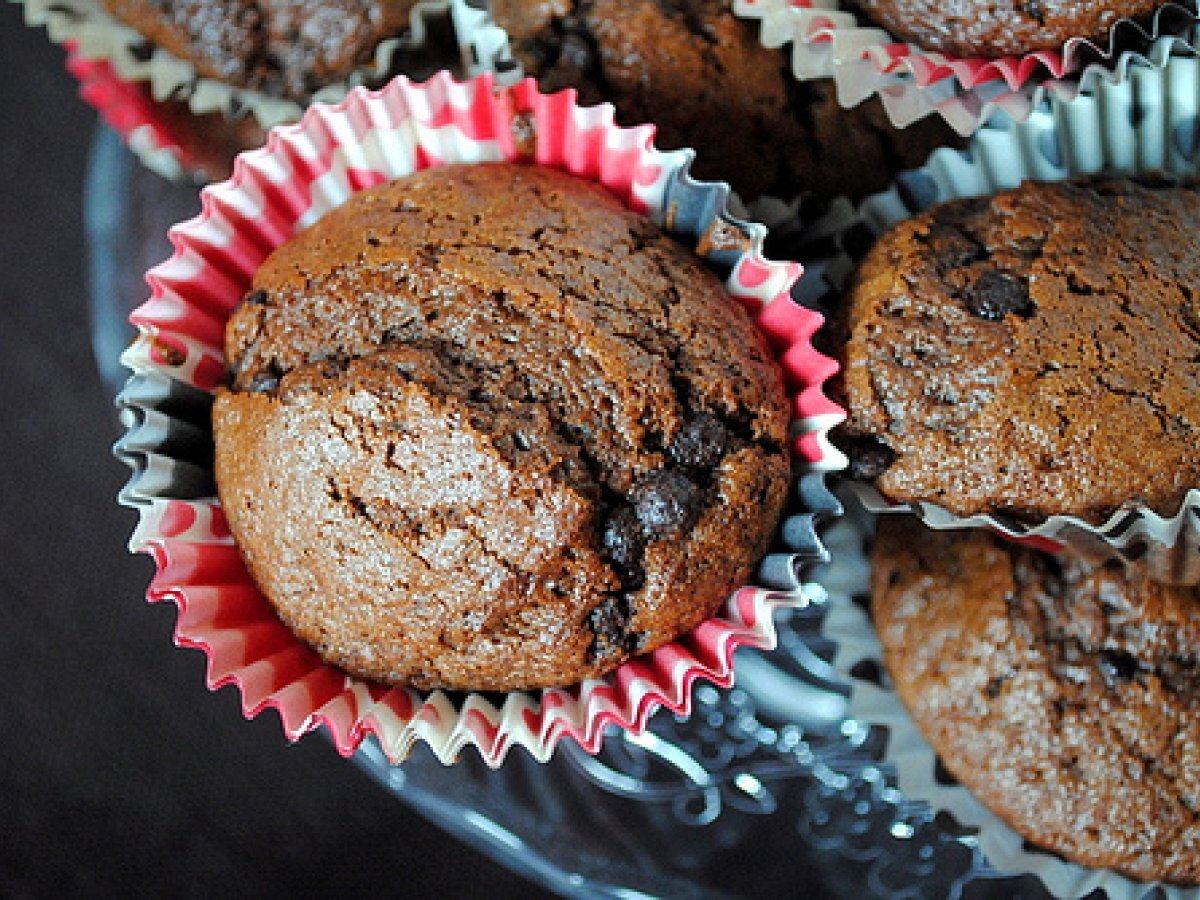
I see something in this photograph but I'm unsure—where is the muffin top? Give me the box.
[871,519,1200,883]
[489,0,957,201]
[212,162,791,691]
[851,0,1158,57]
[101,0,418,99]
[838,178,1200,525]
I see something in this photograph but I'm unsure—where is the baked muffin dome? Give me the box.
[871,519,1200,883]
[212,163,791,691]
[100,0,419,99]
[852,0,1159,57]
[837,178,1200,525]
[488,0,957,201]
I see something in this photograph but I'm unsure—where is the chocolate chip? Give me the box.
[629,470,702,538]
[668,414,728,471]
[963,270,1035,321]
[243,357,286,393]
[925,222,983,269]
[1022,0,1046,24]
[844,435,897,481]
[319,355,349,378]
[601,506,646,590]
[1098,650,1140,686]
[586,593,634,660]
[557,32,594,71]
[247,370,280,393]
[244,289,269,306]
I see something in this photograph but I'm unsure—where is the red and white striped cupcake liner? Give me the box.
[19,0,513,147]
[114,72,847,767]
[65,40,200,182]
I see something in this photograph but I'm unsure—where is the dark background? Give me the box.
[0,7,556,897]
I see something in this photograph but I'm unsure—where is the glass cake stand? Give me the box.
[89,124,1070,900]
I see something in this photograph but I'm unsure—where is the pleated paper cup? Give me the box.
[810,49,1200,584]
[65,40,265,183]
[734,0,1200,135]
[113,71,847,767]
[20,0,506,175]
[823,509,1200,898]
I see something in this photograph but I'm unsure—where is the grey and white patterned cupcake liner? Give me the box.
[734,0,1200,135]
[803,47,1200,584]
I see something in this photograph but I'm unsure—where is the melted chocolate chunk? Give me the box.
[247,359,285,393]
[963,270,1035,321]
[925,221,984,270]
[668,414,728,471]
[629,470,702,538]
[1099,649,1141,686]
[602,506,646,590]
[586,593,635,660]
[844,435,897,481]
[247,371,280,393]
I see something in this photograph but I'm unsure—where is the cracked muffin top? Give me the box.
[488,0,957,202]
[100,0,419,100]
[211,162,791,692]
[871,519,1200,883]
[836,178,1200,526]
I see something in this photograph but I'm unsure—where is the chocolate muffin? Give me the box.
[871,519,1200,883]
[837,178,1200,526]
[488,0,958,201]
[211,162,791,692]
[851,0,1160,57]
[101,0,420,100]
